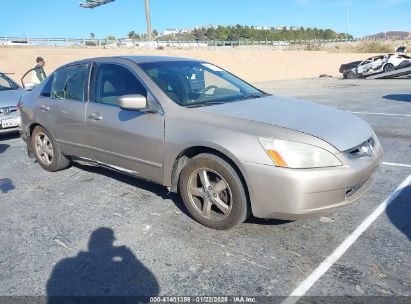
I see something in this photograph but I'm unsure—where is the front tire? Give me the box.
[179,153,250,230]
[383,63,395,73]
[31,126,70,172]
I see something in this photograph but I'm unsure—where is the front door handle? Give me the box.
[39,104,50,111]
[87,113,103,121]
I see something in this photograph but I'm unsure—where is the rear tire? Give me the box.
[345,71,357,79]
[31,126,70,172]
[179,153,250,230]
[383,63,395,73]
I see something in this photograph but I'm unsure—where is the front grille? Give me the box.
[344,137,375,159]
[0,106,18,116]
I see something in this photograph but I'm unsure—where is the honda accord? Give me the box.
[18,56,382,229]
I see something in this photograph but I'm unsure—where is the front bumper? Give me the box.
[243,143,383,220]
[0,126,19,135]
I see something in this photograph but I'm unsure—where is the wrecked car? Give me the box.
[340,55,390,79]
[340,52,411,79]
[383,53,411,73]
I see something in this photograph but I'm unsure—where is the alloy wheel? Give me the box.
[187,168,233,221]
[34,132,54,165]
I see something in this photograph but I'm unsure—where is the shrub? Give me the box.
[304,43,322,51]
[355,42,392,53]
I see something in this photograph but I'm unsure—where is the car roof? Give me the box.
[65,56,204,67]
[120,56,203,63]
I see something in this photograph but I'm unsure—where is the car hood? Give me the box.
[196,95,374,151]
[0,89,24,107]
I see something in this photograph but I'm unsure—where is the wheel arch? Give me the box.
[383,62,395,71]
[28,122,43,137]
[169,146,251,210]
[25,123,45,158]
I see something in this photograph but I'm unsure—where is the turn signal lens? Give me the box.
[267,150,288,167]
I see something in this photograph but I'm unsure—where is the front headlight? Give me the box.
[259,137,342,169]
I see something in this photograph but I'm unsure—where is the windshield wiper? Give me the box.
[242,93,264,99]
[185,94,266,108]
[185,100,228,108]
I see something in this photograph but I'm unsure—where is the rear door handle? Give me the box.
[87,113,103,121]
[39,104,50,111]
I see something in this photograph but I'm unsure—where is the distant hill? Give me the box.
[364,31,411,39]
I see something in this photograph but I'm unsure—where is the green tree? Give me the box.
[205,27,217,40]
[90,33,96,39]
[128,31,141,39]
[193,28,205,41]
[154,25,352,42]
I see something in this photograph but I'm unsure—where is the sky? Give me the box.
[1,0,410,39]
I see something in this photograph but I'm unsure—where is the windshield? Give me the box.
[139,61,266,107]
[0,74,18,91]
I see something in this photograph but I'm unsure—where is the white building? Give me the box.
[255,26,271,30]
[179,28,192,34]
[162,29,179,36]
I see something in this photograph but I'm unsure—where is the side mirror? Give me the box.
[117,94,147,111]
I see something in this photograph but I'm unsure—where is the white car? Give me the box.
[0,40,33,46]
[383,53,411,72]
[341,55,389,78]
[341,53,411,78]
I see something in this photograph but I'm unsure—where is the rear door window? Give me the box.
[51,64,89,101]
[94,64,147,106]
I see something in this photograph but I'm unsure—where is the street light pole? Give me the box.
[80,0,153,41]
[144,0,152,41]
[345,0,349,41]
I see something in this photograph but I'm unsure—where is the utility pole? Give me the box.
[345,0,349,41]
[145,0,152,41]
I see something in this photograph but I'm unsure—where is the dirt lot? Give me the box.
[0,46,378,83]
[0,77,410,302]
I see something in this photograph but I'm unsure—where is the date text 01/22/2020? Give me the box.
[149,296,256,303]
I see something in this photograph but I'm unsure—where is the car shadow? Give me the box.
[386,185,411,241]
[383,94,411,102]
[245,216,291,226]
[47,227,160,303]
[0,178,15,193]
[72,162,192,218]
[0,132,20,141]
[72,162,294,228]
[0,144,9,154]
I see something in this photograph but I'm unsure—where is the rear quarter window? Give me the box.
[40,75,54,97]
